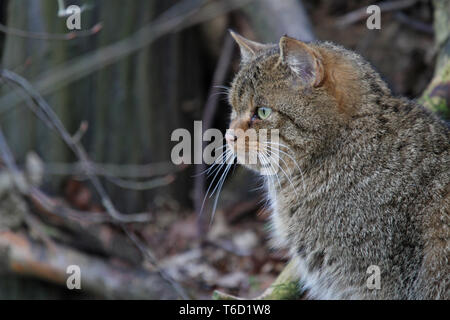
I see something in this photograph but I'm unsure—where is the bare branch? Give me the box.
[29,187,112,224]
[0,69,151,224]
[0,22,103,41]
[43,161,183,179]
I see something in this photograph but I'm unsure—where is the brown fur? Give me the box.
[227,33,449,299]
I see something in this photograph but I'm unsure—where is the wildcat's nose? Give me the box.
[225,132,237,144]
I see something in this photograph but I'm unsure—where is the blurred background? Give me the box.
[0,0,448,299]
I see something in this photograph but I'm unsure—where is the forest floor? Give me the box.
[140,191,285,299]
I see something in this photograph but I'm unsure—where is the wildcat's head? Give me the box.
[226,31,389,174]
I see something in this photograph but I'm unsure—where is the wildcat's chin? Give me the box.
[231,147,259,171]
[237,159,263,173]
[231,145,280,176]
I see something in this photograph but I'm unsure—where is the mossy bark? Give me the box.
[419,0,450,120]
[213,259,304,300]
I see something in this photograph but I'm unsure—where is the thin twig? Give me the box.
[43,161,183,191]
[29,187,113,224]
[105,175,175,191]
[0,166,111,224]
[72,121,89,144]
[43,161,182,179]
[0,22,103,41]
[0,69,151,224]
[122,227,190,300]
[0,78,56,130]
[394,11,434,34]
[0,230,179,299]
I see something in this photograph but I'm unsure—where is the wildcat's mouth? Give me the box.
[224,130,304,196]
[225,136,280,175]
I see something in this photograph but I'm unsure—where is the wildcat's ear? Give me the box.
[278,36,324,87]
[229,30,269,64]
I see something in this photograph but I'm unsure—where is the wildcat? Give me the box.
[225,31,449,299]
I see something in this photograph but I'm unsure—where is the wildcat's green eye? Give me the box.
[257,107,272,120]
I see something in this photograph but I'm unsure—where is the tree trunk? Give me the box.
[419,0,450,120]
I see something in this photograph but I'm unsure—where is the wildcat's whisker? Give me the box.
[193,146,229,178]
[211,85,231,100]
[264,147,300,197]
[269,146,306,195]
[257,152,275,192]
[259,152,282,191]
[264,146,300,193]
[263,141,291,151]
[213,85,231,92]
[199,151,234,217]
[210,152,234,194]
[206,148,232,178]
[264,142,306,194]
[210,161,234,225]
[193,162,219,178]
[264,152,287,193]
[214,145,227,152]
[210,162,231,200]
[210,91,231,99]
[207,150,234,179]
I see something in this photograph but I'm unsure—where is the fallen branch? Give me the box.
[0,165,146,265]
[0,231,178,299]
[0,69,151,224]
[29,186,113,224]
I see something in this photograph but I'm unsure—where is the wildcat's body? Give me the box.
[227,32,449,299]
[268,94,449,299]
